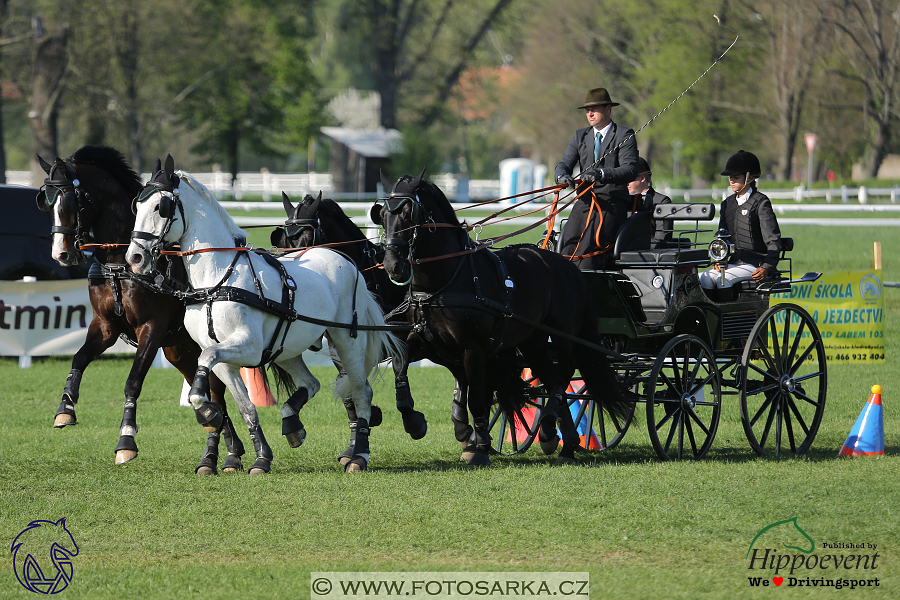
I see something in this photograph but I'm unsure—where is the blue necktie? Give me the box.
[594,131,601,161]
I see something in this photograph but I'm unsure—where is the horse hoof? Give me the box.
[466,449,491,467]
[404,412,428,440]
[248,457,271,475]
[460,445,477,463]
[369,405,382,427]
[115,449,137,465]
[554,455,577,466]
[54,413,76,428]
[194,401,223,433]
[539,437,559,455]
[196,465,218,476]
[222,455,244,473]
[284,428,307,448]
[249,467,268,475]
[344,456,368,472]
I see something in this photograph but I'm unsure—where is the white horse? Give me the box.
[125,156,403,472]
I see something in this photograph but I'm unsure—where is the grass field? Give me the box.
[1,223,898,599]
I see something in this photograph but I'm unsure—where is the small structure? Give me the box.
[320,127,401,196]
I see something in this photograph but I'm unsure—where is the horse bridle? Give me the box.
[35,163,99,261]
[371,192,432,263]
[130,173,184,266]
[283,215,325,247]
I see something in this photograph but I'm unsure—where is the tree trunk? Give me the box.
[0,0,9,184]
[29,20,68,187]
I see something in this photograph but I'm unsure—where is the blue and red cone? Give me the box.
[839,384,885,457]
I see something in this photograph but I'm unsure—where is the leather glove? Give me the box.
[557,174,576,189]
[580,169,602,184]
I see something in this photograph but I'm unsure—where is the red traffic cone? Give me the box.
[839,385,885,456]
[241,367,276,407]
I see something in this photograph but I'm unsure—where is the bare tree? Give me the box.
[827,0,900,177]
[739,0,833,180]
[29,16,67,187]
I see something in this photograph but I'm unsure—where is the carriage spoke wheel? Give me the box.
[740,304,827,457]
[487,374,543,455]
[567,378,635,451]
[646,335,721,461]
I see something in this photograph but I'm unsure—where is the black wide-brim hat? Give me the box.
[721,150,761,176]
[577,87,620,109]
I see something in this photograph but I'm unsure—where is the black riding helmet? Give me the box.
[721,150,761,176]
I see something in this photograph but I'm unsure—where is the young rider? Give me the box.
[699,150,782,290]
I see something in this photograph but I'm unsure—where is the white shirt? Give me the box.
[736,186,754,206]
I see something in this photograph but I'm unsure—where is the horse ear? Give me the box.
[270,227,288,249]
[316,190,322,202]
[281,192,295,216]
[411,167,426,189]
[37,155,52,175]
[153,157,162,175]
[164,154,175,178]
[380,169,393,193]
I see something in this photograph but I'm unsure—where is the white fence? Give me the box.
[8,170,900,204]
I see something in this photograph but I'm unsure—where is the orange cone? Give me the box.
[241,367,276,407]
[839,385,885,456]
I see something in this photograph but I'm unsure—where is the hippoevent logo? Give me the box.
[746,517,880,590]
[11,518,79,594]
[859,273,882,303]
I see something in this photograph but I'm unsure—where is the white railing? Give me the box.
[7,170,900,204]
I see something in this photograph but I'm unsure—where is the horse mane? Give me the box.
[69,145,142,195]
[177,172,248,243]
[318,197,364,235]
[414,177,460,227]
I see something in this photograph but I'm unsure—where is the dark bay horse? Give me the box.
[370,170,631,465]
[38,145,243,474]
[269,191,427,442]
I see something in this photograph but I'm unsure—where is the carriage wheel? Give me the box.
[646,334,721,461]
[740,304,827,457]
[566,378,634,450]
[486,371,543,455]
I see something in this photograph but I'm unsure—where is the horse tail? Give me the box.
[357,284,407,376]
[572,308,631,424]
[266,364,293,401]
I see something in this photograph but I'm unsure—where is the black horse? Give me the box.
[370,170,631,465]
[269,191,428,440]
[37,145,244,474]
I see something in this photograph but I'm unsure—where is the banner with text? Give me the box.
[0,279,132,356]
[771,270,884,364]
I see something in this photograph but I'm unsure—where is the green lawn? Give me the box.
[0,222,897,599]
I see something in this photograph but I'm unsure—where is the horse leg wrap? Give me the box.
[248,425,272,474]
[460,416,491,467]
[281,387,308,448]
[338,420,357,465]
[119,398,138,438]
[196,426,220,476]
[553,384,581,450]
[538,388,562,455]
[54,369,83,427]
[451,385,472,444]
[190,367,222,432]
[396,375,427,440]
[220,416,245,472]
[344,417,369,472]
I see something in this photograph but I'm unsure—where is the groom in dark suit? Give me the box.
[554,87,639,269]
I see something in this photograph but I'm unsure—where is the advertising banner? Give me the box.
[770,270,884,364]
[0,279,130,356]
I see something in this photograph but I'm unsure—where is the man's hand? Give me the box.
[580,170,601,184]
[713,263,722,272]
[557,174,576,189]
[751,266,769,281]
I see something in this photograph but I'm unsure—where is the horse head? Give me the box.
[370,168,431,285]
[37,146,142,266]
[127,155,184,274]
[270,191,324,249]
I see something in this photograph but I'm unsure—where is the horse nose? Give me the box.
[128,251,143,269]
[58,251,69,263]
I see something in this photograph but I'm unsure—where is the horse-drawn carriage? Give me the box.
[485,201,827,461]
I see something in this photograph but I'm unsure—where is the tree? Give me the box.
[737,0,833,180]
[168,0,324,183]
[827,0,900,177]
[29,16,67,186]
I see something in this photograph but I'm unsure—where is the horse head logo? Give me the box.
[11,518,79,594]
[747,516,814,558]
[860,274,881,302]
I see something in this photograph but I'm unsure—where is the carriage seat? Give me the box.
[611,203,716,268]
[726,237,795,296]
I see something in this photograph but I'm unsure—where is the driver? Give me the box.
[700,150,782,290]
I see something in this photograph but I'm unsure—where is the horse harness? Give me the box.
[378,191,515,364]
[36,161,102,263]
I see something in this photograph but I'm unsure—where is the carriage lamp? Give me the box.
[708,229,734,263]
